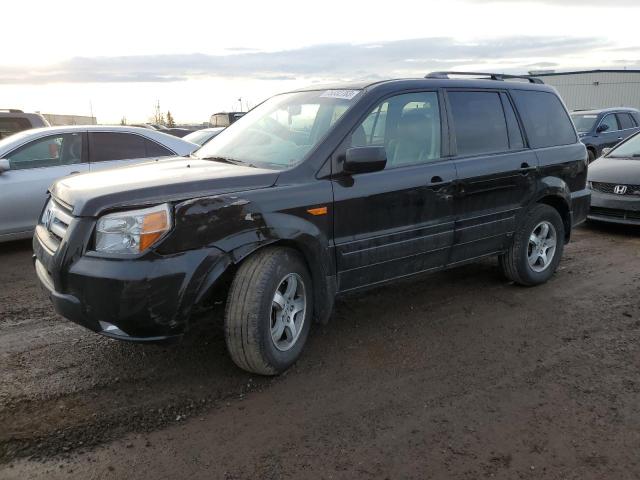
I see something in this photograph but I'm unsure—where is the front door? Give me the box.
[332,91,457,292]
[445,89,538,264]
[0,132,88,237]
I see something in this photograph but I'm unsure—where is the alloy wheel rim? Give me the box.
[270,273,306,351]
[527,221,557,273]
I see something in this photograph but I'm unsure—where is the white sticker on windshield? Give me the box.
[320,89,360,100]
[582,115,598,118]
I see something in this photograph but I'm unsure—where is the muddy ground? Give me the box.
[1,224,639,479]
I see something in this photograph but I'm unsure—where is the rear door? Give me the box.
[0,132,88,236]
[596,114,624,149]
[616,112,639,142]
[445,89,538,264]
[88,132,174,171]
[332,90,457,292]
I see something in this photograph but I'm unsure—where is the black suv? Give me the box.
[34,72,590,375]
[571,108,640,162]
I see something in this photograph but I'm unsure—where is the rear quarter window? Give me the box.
[511,90,577,148]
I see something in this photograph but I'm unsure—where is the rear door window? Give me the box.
[6,133,84,170]
[89,132,147,162]
[617,113,636,130]
[448,91,509,156]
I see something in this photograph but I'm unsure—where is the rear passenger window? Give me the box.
[90,132,146,162]
[144,139,173,157]
[448,91,509,156]
[617,113,636,130]
[511,90,577,148]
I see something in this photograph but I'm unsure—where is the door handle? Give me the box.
[68,171,80,175]
[520,162,536,172]
[617,137,623,140]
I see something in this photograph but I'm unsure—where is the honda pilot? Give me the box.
[33,72,590,375]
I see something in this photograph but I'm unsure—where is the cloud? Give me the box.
[464,0,639,5]
[0,36,614,85]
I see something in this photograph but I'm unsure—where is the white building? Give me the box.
[531,69,640,111]
[43,113,97,126]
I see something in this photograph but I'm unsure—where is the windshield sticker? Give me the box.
[320,90,361,100]
[581,115,598,118]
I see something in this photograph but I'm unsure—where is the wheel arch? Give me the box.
[536,194,571,242]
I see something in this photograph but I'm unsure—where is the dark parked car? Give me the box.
[571,108,640,162]
[34,72,589,375]
[0,109,49,140]
[588,130,640,224]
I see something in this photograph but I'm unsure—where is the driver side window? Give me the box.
[6,133,84,170]
[349,92,441,168]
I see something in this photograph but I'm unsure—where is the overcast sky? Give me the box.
[3,0,639,123]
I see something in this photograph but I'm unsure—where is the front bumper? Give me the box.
[588,189,640,225]
[33,224,231,342]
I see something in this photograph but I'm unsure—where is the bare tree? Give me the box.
[120,116,127,126]
[151,100,165,125]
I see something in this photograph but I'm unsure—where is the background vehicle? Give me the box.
[183,127,225,146]
[34,73,589,376]
[571,108,640,161]
[164,127,192,138]
[0,109,50,140]
[0,125,198,242]
[588,130,640,224]
[209,111,245,128]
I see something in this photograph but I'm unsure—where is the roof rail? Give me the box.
[0,109,24,113]
[425,71,544,84]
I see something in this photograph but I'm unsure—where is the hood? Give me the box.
[51,157,279,216]
[588,156,640,184]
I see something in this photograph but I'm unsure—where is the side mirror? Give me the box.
[0,159,10,173]
[344,147,387,174]
[596,124,609,133]
[601,147,612,156]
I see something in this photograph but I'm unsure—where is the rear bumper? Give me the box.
[570,188,591,227]
[588,189,640,225]
[33,228,231,342]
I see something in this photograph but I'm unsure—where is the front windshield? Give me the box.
[608,132,640,158]
[194,89,360,169]
[571,114,598,133]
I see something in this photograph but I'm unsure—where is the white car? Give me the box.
[183,127,225,146]
[0,125,198,242]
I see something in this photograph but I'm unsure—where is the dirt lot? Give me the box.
[1,224,639,479]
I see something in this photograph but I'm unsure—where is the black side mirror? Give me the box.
[596,124,609,133]
[344,146,387,174]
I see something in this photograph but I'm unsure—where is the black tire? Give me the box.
[587,149,596,163]
[499,204,565,286]
[224,247,313,375]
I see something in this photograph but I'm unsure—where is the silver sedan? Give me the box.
[0,125,198,242]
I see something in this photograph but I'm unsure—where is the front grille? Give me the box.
[41,199,73,249]
[590,207,640,221]
[591,182,640,196]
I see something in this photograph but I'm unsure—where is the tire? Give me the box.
[499,204,565,286]
[224,247,313,375]
[587,149,596,163]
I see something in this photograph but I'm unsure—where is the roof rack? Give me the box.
[425,71,543,84]
[0,109,24,113]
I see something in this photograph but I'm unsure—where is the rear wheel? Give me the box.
[499,204,565,286]
[224,247,313,375]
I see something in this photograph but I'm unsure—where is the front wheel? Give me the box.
[224,247,313,375]
[499,204,565,286]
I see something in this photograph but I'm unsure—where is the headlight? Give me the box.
[95,203,172,255]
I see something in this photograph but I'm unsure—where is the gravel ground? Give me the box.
[1,223,639,479]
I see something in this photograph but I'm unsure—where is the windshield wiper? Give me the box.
[199,156,247,165]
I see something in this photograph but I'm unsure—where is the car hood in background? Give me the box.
[50,157,279,216]
[588,157,640,184]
